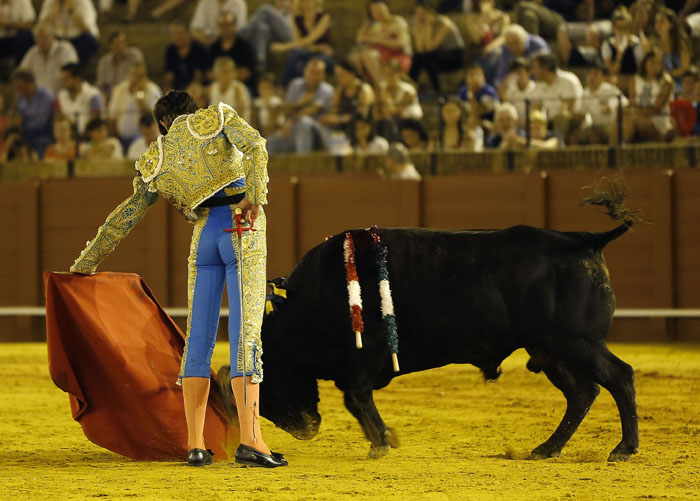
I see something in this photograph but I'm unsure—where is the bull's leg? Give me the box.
[557,345,639,462]
[343,389,395,459]
[526,349,600,459]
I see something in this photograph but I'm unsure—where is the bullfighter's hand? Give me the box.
[236,197,261,224]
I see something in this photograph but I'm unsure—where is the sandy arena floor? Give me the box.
[0,343,698,500]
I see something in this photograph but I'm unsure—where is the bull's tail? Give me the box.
[580,177,641,250]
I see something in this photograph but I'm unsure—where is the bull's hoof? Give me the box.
[386,428,401,449]
[607,443,638,462]
[529,444,561,460]
[367,444,390,459]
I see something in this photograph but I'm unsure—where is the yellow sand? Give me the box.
[1,343,698,500]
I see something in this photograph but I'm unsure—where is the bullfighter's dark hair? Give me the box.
[153,91,199,135]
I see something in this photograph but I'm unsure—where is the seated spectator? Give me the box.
[409,0,465,93]
[108,63,162,147]
[186,81,208,109]
[319,60,375,142]
[0,126,37,161]
[80,118,123,160]
[57,63,104,136]
[647,7,691,91]
[484,102,524,148]
[677,66,699,100]
[19,23,78,93]
[490,24,549,88]
[571,63,624,145]
[252,73,285,137]
[0,0,35,65]
[464,0,509,50]
[512,1,565,41]
[500,57,535,129]
[266,57,334,154]
[96,31,145,101]
[38,0,98,64]
[126,113,160,160]
[530,52,584,143]
[623,48,674,143]
[377,60,423,122]
[501,109,562,149]
[44,113,77,161]
[353,0,412,83]
[430,97,483,151]
[207,57,250,121]
[238,0,294,73]
[600,6,642,94]
[163,22,208,91]
[208,12,257,93]
[398,118,428,152]
[383,142,421,180]
[352,113,389,154]
[190,0,247,46]
[270,0,334,86]
[11,69,53,157]
[458,63,498,122]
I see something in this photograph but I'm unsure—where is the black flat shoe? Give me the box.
[187,448,214,466]
[235,444,288,468]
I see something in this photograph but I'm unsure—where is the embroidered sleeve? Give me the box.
[70,176,158,274]
[221,104,269,206]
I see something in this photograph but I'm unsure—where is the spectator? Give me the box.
[490,24,549,87]
[252,72,285,137]
[44,113,76,161]
[126,113,160,160]
[572,63,624,145]
[409,0,465,93]
[238,0,294,73]
[270,0,333,86]
[80,117,123,160]
[266,57,334,154]
[0,126,37,161]
[38,0,98,64]
[383,142,421,180]
[458,63,498,122]
[501,109,562,149]
[430,97,483,151]
[207,57,250,121]
[190,0,247,46]
[376,59,423,123]
[512,1,565,41]
[56,63,104,136]
[352,113,389,154]
[11,69,53,157]
[398,118,428,152]
[108,63,162,147]
[0,0,36,65]
[501,57,535,129]
[484,102,524,148]
[530,52,584,142]
[164,22,208,91]
[208,12,257,93]
[600,6,642,95]
[623,48,674,143]
[648,7,691,90]
[677,66,699,100]
[19,23,78,93]
[96,31,145,100]
[186,81,208,109]
[318,60,375,142]
[353,0,412,83]
[464,0,509,49]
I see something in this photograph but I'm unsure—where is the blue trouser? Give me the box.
[180,182,260,380]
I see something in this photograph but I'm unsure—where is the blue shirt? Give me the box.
[16,86,55,156]
[285,78,334,118]
[493,35,549,85]
[458,83,499,120]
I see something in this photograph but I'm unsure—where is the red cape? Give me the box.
[44,271,237,461]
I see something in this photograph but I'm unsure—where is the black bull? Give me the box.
[221,214,640,462]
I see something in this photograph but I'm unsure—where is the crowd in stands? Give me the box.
[3,0,700,170]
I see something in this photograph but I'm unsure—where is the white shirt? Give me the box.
[252,94,284,133]
[126,136,160,160]
[108,80,162,140]
[503,78,535,128]
[39,0,99,38]
[20,40,79,93]
[390,163,421,181]
[208,80,250,121]
[633,74,672,133]
[190,0,247,40]
[57,81,104,134]
[381,80,423,120]
[0,0,35,37]
[584,82,623,128]
[356,135,389,154]
[532,69,583,119]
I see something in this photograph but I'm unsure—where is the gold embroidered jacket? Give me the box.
[71,102,269,274]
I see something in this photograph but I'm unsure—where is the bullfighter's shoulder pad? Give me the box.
[134,138,162,184]
[186,104,226,140]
